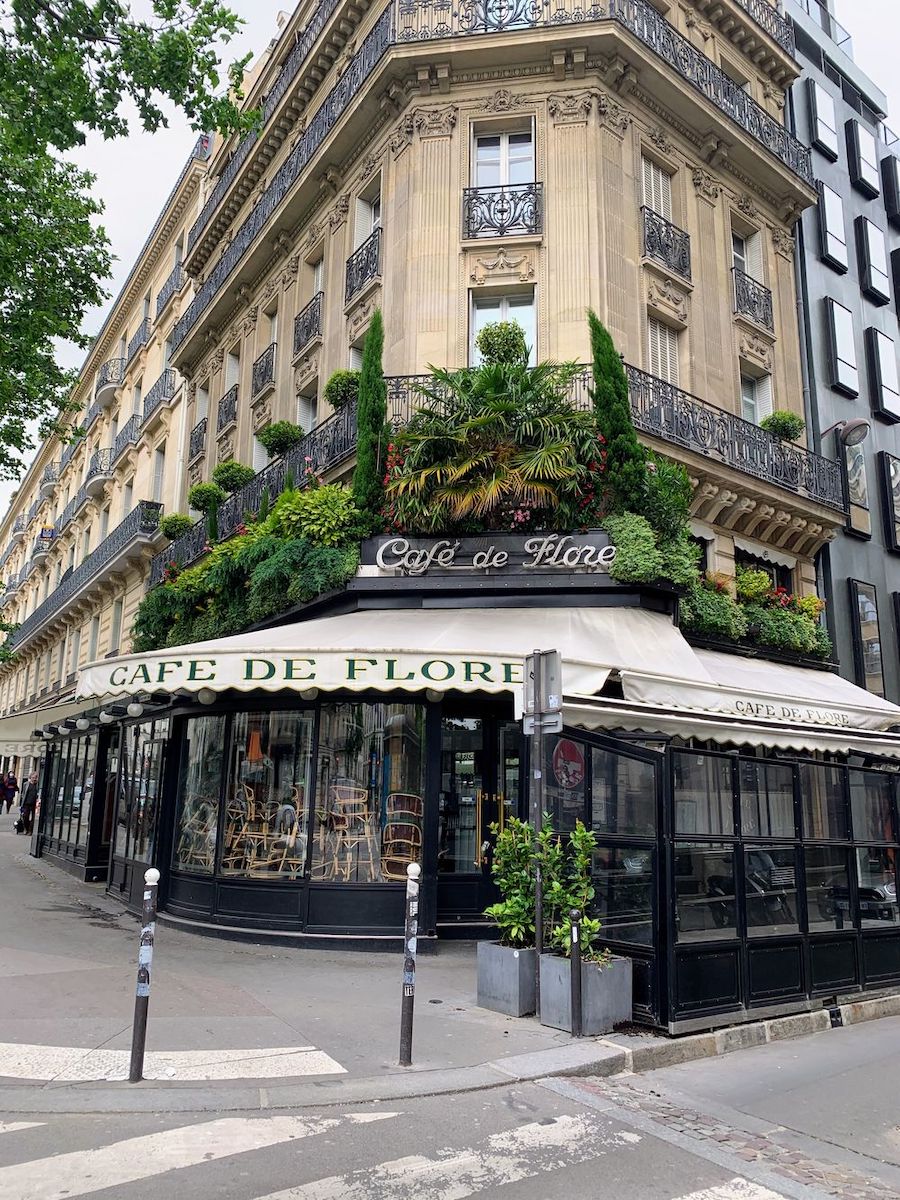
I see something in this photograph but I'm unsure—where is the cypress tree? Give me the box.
[588,309,646,513]
[352,308,388,527]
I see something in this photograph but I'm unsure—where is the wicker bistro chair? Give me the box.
[329,784,377,882]
[385,793,424,824]
[381,821,422,881]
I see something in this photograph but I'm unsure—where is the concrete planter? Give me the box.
[476,942,536,1017]
[539,953,632,1034]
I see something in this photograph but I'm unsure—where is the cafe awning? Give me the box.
[0,692,88,757]
[76,605,711,702]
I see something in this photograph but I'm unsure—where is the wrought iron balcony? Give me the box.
[733,267,774,331]
[54,498,77,537]
[143,368,177,422]
[252,343,277,400]
[27,499,40,526]
[112,414,141,464]
[189,418,208,463]
[345,227,382,304]
[95,357,125,405]
[59,437,83,470]
[84,401,101,430]
[10,515,26,543]
[217,384,239,434]
[8,501,163,652]
[31,535,53,563]
[293,292,323,358]
[39,462,59,498]
[84,448,114,496]
[462,182,543,239]
[156,264,184,318]
[641,207,691,281]
[732,0,795,54]
[126,317,152,366]
[73,483,91,514]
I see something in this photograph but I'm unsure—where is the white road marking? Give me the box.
[676,1182,788,1200]
[0,1123,44,1136]
[0,1042,346,1081]
[255,1114,642,1199]
[0,1113,398,1200]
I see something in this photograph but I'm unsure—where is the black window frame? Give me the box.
[879,451,900,553]
[825,297,859,396]
[808,79,839,161]
[882,155,900,229]
[856,217,891,305]
[866,327,900,422]
[817,181,849,273]
[846,118,880,198]
[849,578,886,697]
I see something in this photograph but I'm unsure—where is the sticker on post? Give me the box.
[136,982,150,997]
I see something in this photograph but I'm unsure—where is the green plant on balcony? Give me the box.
[324,369,360,410]
[212,460,256,493]
[760,411,805,442]
[159,513,194,541]
[476,320,528,366]
[257,421,305,459]
[187,482,226,514]
[680,574,749,641]
[273,484,365,548]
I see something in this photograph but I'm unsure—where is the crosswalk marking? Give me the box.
[254,1114,643,1200]
[0,1113,398,1200]
[677,1184,788,1200]
[0,1124,44,1136]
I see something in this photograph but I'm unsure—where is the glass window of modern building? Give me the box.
[826,298,859,395]
[817,182,848,271]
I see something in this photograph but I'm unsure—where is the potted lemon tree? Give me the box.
[477,818,537,1017]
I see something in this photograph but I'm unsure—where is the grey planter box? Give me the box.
[476,942,536,1017]
[539,953,632,1034]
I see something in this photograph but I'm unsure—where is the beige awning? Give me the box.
[0,692,88,756]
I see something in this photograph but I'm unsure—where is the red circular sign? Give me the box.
[552,739,585,789]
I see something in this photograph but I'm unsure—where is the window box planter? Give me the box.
[476,942,536,1017]
[538,953,632,1035]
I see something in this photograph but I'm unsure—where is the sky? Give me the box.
[2,0,897,512]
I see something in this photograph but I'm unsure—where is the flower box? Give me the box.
[476,942,536,1017]
[538,953,632,1034]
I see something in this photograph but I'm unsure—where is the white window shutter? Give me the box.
[756,375,774,421]
[648,318,679,384]
[641,157,672,221]
[746,231,764,283]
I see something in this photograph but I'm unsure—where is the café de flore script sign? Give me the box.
[365,531,617,576]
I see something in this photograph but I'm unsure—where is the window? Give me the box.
[265,307,278,346]
[197,383,209,421]
[81,525,91,562]
[847,119,880,197]
[298,391,318,433]
[675,843,736,942]
[817,183,848,271]
[163,336,173,370]
[123,478,134,517]
[142,291,151,321]
[867,329,900,421]
[856,218,891,304]
[354,190,381,248]
[131,380,142,416]
[641,155,673,221]
[99,505,110,541]
[647,317,679,384]
[591,747,656,838]
[806,846,851,932]
[844,438,871,537]
[734,548,791,593]
[312,256,324,296]
[800,763,847,840]
[88,614,99,661]
[739,374,773,425]
[225,348,240,389]
[152,444,166,503]
[732,228,763,282]
[850,580,885,696]
[883,155,900,229]
[110,598,124,653]
[674,752,733,836]
[808,80,839,159]
[474,128,534,188]
[471,292,536,365]
[850,770,894,842]
[825,298,859,395]
[110,412,119,444]
[744,847,799,937]
[70,626,81,674]
[252,435,267,473]
[172,715,226,875]
[348,345,364,371]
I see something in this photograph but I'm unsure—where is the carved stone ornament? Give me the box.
[478,88,527,114]
[274,231,292,257]
[691,167,722,202]
[261,277,279,303]
[348,296,377,341]
[413,105,457,138]
[242,306,259,339]
[597,92,630,137]
[772,226,795,259]
[252,397,272,430]
[359,149,382,183]
[329,194,350,233]
[647,276,688,325]
[210,349,225,375]
[217,434,235,464]
[389,114,415,159]
[648,126,673,154]
[763,82,786,111]
[547,92,593,125]
[188,461,204,488]
[305,221,324,250]
[186,381,197,404]
[739,332,773,371]
[737,193,759,220]
[469,247,536,287]
[294,348,320,389]
[681,4,712,39]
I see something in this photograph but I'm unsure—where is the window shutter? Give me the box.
[756,374,774,421]
[746,231,764,283]
[648,318,679,384]
[641,157,672,221]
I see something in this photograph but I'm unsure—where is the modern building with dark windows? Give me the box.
[788,0,900,701]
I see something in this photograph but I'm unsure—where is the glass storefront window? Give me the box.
[674,753,734,836]
[675,843,736,942]
[311,703,425,884]
[849,770,894,843]
[115,719,169,863]
[439,717,483,874]
[44,735,97,850]
[593,846,654,945]
[800,763,848,840]
[806,845,852,932]
[739,760,794,838]
[856,846,899,927]
[592,748,655,838]
[544,735,588,832]
[173,715,225,875]
[221,710,315,878]
[744,846,799,937]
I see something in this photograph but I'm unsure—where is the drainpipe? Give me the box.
[173,378,189,512]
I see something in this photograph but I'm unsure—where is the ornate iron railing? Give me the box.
[462,182,543,239]
[252,343,277,399]
[733,266,774,331]
[9,501,162,651]
[641,207,691,281]
[126,317,152,366]
[95,357,125,396]
[156,264,184,317]
[217,384,239,433]
[85,447,114,484]
[83,401,101,430]
[149,402,357,585]
[54,498,76,536]
[345,227,382,304]
[73,483,91,513]
[60,438,83,470]
[32,535,53,560]
[112,414,141,463]
[143,368,177,422]
[174,10,394,350]
[733,0,794,54]
[40,463,59,492]
[189,418,208,462]
[293,292,323,357]
[27,500,39,526]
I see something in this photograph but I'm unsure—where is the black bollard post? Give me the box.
[399,862,420,1067]
[129,867,160,1083]
[570,908,583,1038]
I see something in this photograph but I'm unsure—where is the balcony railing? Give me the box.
[641,207,692,281]
[293,292,323,357]
[59,438,83,470]
[95,357,125,398]
[8,501,163,651]
[462,182,543,239]
[126,317,152,366]
[252,343,277,399]
[53,498,77,537]
[149,403,357,585]
[189,418,208,462]
[10,515,26,541]
[143,368,177,422]
[32,535,53,561]
[345,227,382,304]
[733,266,774,331]
[112,414,141,463]
[732,0,795,54]
[40,463,59,495]
[85,447,114,485]
[155,264,184,317]
[84,401,101,430]
[217,384,239,434]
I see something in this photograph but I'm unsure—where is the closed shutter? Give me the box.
[641,156,672,221]
[648,318,680,384]
[252,436,267,472]
[746,231,764,283]
[756,374,774,421]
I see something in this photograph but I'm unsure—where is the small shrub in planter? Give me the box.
[475,320,528,366]
[159,513,194,541]
[760,410,805,442]
[478,817,538,1017]
[257,420,305,459]
[323,369,360,410]
[212,459,256,494]
[680,576,748,641]
[187,481,227,515]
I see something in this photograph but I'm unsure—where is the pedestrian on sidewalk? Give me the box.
[0,773,10,813]
[19,772,38,835]
[5,769,19,813]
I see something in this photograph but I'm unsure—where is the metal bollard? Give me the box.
[399,862,420,1067]
[570,908,583,1038]
[129,867,160,1083]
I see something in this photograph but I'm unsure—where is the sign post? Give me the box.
[398,862,420,1067]
[129,867,159,1083]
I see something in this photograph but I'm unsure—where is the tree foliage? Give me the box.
[352,308,388,527]
[588,309,646,513]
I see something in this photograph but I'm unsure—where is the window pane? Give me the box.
[806,845,852,932]
[439,717,483,873]
[850,769,894,842]
[800,763,848,839]
[829,299,858,394]
[673,752,733,836]
[811,81,838,156]
[544,735,587,832]
[675,843,736,942]
[853,582,884,696]
[871,330,900,419]
[745,846,799,936]
[131,724,168,863]
[591,747,655,838]
[856,846,899,926]
[173,715,225,875]
[222,710,315,879]
[739,760,794,837]
[819,183,847,268]
[593,846,654,945]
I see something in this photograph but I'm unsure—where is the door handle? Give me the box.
[496,791,506,834]
[474,789,483,866]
